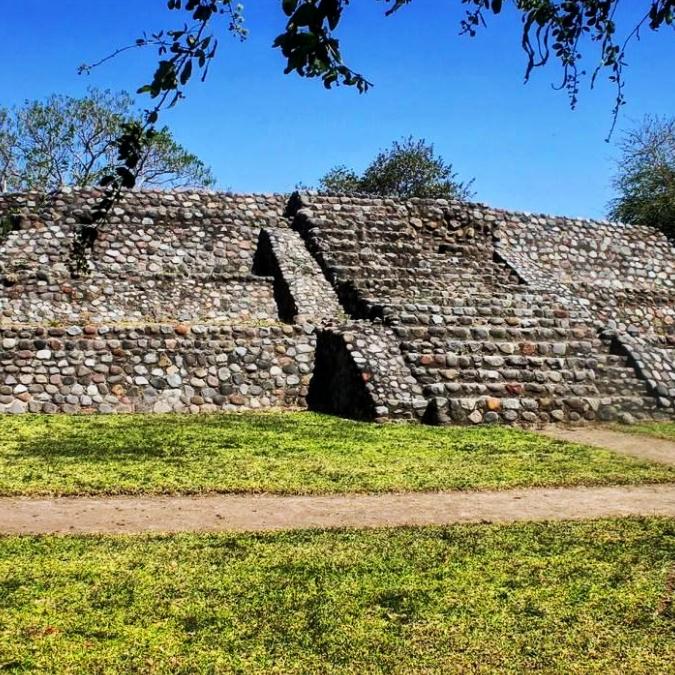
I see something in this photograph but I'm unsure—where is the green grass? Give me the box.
[612,422,675,442]
[1,412,674,496]
[0,519,673,672]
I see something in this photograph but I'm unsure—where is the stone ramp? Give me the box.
[2,484,674,534]
[308,322,425,421]
[254,226,345,323]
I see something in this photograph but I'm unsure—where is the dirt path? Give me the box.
[2,484,674,535]
[540,426,675,465]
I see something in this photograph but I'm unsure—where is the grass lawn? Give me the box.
[0,518,673,672]
[0,412,674,496]
[612,422,675,442]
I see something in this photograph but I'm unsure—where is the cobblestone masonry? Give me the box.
[0,187,672,423]
[0,275,278,325]
[289,192,675,424]
[0,324,314,414]
[0,189,287,324]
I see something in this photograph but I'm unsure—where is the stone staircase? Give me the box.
[392,294,660,424]
[0,188,670,423]
[290,195,667,425]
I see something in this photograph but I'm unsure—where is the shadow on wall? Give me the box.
[252,229,297,324]
[307,330,376,421]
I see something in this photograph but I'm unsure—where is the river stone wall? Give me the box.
[0,189,320,415]
[0,187,673,421]
[0,275,278,325]
[0,323,314,414]
[0,189,287,324]
[289,193,675,420]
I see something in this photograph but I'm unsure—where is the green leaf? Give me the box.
[282,0,299,17]
[180,60,192,85]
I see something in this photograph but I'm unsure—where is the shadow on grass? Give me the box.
[8,412,364,464]
[5,411,613,475]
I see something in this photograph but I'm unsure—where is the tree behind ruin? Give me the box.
[0,89,215,193]
[609,116,675,238]
[319,137,474,200]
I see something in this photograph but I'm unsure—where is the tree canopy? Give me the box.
[0,89,214,193]
[128,2,674,127]
[319,137,474,200]
[609,116,675,238]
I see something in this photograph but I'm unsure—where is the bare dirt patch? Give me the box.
[2,484,674,535]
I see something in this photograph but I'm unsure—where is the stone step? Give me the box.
[366,288,512,305]
[307,224,418,240]
[594,354,631,367]
[382,296,577,313]
[329,264,437,280]
[594,363,643,378]
[364,271,505,286]
[437,242,490,256]
[610,395,660,412]
[421,376,601,392]
[427,394,658,425]
[367,256,511,272]
[385,306,584,323]
[405,355,616,377]
[319,239,422,254]
[323,253,511,271]
[390,313,589,329]
[410,364,599,382]
[412,369,597,385]
[366,289,539,308]
[364,278,523,293]
[413,366,598,384]
[432,292,577,307]
[385,299,582,314]
[395,325,594,342]
[423,382,601,400]
[330,264,506,284]
[401,340,597,358]
[596,379,651,396]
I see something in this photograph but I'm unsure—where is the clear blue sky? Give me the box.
[1,1,673,218]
